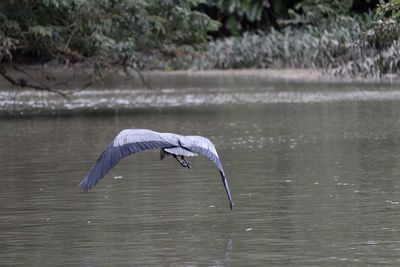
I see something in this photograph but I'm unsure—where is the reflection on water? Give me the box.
[2,81,400,114]
[2,87,400,265]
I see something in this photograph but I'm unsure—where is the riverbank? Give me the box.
[1,67,400,117]
[1,67,399,90]
[0,68,336,89]
[140,69,400,84]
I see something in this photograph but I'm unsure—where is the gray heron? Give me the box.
[79,129,234,209]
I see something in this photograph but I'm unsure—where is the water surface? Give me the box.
[1,84,400,266]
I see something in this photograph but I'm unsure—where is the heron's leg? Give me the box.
[174,155,191,168]
[174,155,187,168]
[181,156,191,169]
[160,149,166,160]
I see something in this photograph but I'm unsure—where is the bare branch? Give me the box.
[0,65,71,100]
[120,62,152,89]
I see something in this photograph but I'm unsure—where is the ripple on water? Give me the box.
[2,88,400,112]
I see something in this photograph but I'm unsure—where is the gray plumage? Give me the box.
[79,129,234,209]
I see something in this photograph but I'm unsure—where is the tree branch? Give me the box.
[0,65,71,100]
[120,62,152,89]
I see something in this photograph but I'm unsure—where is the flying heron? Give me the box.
[79,129,234,209]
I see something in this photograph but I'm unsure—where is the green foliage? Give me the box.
[1,0,398,80]
[0,0,219,65]
[197,20,364,70]
[210,0,380,36]
[332,38,400,78]
[196,9,400,78]
[360,0,400,47]
[281,0,354,26]
[211,0,268,35]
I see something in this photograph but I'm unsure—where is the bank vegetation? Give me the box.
[0,0,400,93]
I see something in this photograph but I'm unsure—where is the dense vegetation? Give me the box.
[195,0,400,77]
[1,0,400,87]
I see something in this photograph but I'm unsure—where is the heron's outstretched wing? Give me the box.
[185,136,234,209]
[79,129,171,191]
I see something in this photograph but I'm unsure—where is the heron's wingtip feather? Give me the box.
[78,176,95,192]
[78,143,120,193]
[78,139,168,193]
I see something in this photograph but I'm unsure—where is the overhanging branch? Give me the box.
[0,65,71,100]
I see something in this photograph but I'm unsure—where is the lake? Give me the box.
[1,77,400,266]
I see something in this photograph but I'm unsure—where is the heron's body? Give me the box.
[79,129,234,209]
